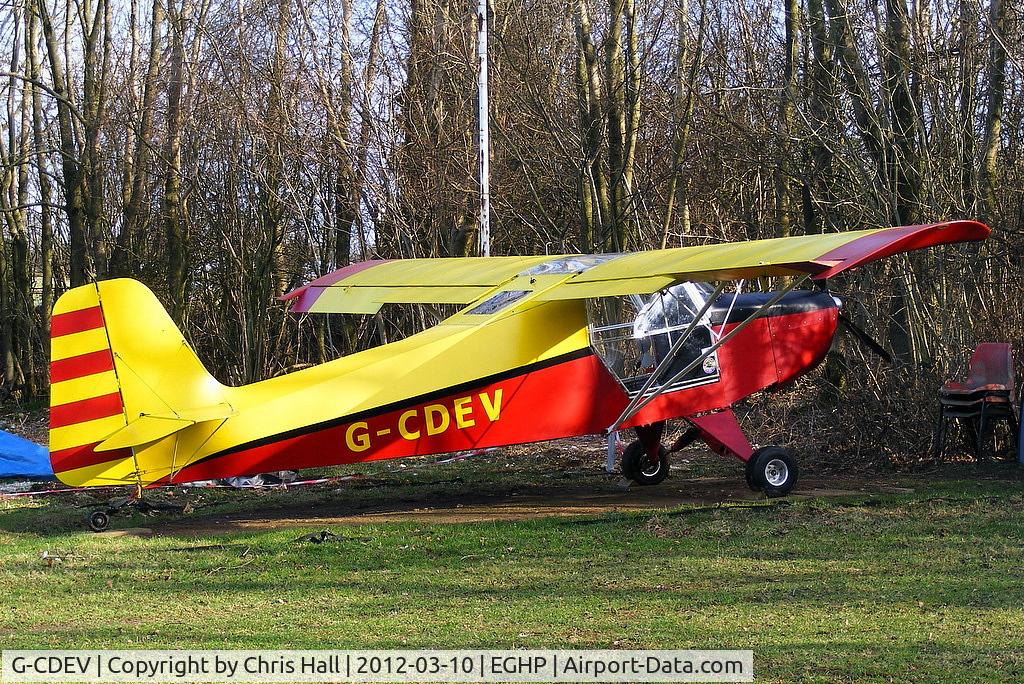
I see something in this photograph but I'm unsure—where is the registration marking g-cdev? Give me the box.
[8,655,97,678]
[344,390,503,452]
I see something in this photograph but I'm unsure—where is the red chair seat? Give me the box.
[941,382,1009,394]
[944,343,1015,396]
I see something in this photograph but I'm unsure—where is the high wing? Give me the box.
[283,256,554,313]
[284,221,990,314]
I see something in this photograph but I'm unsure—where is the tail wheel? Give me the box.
[88,510,110,532]
[621,441,670,486]
[746,446,798,498]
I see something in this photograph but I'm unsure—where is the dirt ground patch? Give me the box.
[155,475,876,536]
[2,434,935,537]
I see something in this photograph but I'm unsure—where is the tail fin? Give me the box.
[49,279,228,487]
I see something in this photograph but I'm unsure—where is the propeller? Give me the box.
[815,281,894,363]
[837,312,893,363]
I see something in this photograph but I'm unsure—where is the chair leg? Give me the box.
[934,407,947,459]
[964,418,979,455]
[1011,405,1019,464]
[1008,408,1020,458]
[977,404,988,461]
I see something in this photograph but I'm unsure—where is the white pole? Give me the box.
[476,0,491,257]
[606,431,619,474]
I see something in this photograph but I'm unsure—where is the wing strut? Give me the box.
[607,275,810,432]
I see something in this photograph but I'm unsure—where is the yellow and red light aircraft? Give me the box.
[48,221,989,528]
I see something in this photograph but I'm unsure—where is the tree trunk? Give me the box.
[804,0,835,234]
[28,7,54,328]
[978,0,1006,220]
[661,0,700,248]
[573,0,611,252]
[957,0,977,212]
[81,0,112,277]
[824,0,886,166]
[331,0,356,270]
[112,0,164,276]
[351,0,386,262]
[883,0,922,226]
[0,8,33,394]
[36,0,89,286]
[775,0,799,237]
[605,0,629,250]
[262,0,293,299]
[163,0,189,320]
[882,0,924,363]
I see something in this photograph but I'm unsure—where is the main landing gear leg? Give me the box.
[620,422,670,486]
[681,408,799,498]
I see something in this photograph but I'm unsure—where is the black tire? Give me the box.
[88,510,110,532]
[746,446,798,498]
[619,445,638,480]
[621,441,670,486]
[744,465,759,491]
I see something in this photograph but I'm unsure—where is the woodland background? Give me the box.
[0,0,1021,460]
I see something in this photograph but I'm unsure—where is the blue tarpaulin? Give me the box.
[0,430,52,479]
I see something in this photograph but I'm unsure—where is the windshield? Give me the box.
[633,285,699,338]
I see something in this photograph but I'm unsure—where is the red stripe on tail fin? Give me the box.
[50,393,125,429]
[50,442,133,473]
[51,306,105,337]
[50,349,115,384]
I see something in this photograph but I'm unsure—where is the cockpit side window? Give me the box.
[687,281,717,302]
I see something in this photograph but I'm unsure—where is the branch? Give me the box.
[0,71,85,123]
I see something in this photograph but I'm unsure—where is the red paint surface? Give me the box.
[173,354,626,482]
[51,442,133,473]
[686,409,754,461]
[51,306,105,338]
[50,392,124,429]
[768,308,837,385]
[50,348,115,383]
[814,221,989,280]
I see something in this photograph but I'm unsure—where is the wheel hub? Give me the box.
[763,459,788,487]
[639,457,661,477]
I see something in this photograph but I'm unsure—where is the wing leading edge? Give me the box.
[284,220,990,313]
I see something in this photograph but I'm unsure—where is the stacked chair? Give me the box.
[935,343,1019,460]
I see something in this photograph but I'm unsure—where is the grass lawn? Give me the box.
[0,448,1022,683]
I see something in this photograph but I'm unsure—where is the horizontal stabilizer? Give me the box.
[96,403,236,451]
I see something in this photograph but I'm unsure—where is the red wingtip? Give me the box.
[813,220,991,280]
[283,259,393,312]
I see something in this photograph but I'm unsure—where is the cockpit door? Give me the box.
[588,282,721,398]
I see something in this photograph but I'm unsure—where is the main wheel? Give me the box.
[88,510,110,532]
[621,441,670,486]
[746,446,798,498]
[744,465,759,491]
